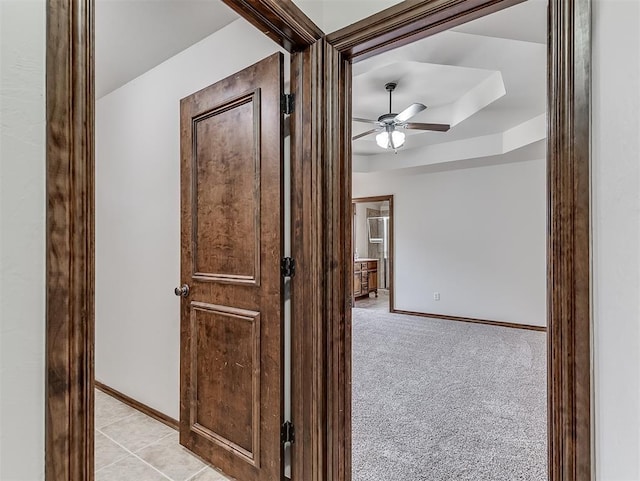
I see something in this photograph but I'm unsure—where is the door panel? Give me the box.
[369,271,377,293]
[191,303,259,462]
[192,92,261,284]
[180,53,284,481]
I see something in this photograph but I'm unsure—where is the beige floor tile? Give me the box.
[95,389,137,429]
[137,432,206,481]
[187,467,231,481]
[94,431,129,470]
[100,411,175,452]
[95,455,168,481]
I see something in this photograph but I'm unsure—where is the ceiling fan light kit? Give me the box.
[376,129,406,150]
[353,82,451,151]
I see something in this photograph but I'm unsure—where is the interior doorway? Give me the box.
[93,49,289,481]
[348,3,549,479]
[90,3,292,479]
[352,196,393,312]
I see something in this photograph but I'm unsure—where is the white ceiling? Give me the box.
[353,63,507,140]
[452,0,548,44]
[352,0,548,171]
[95,0,547,171]
[96,0,238,98]
[292,0,403,33]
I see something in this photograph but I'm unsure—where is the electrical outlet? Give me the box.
[433,292,440,301]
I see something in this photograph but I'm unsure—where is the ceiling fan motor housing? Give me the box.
[378,113,398,124]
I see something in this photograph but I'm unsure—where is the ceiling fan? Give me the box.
[353,82,450,150]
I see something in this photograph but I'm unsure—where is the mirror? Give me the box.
[367,216,385,244]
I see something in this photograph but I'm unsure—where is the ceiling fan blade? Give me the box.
[394,103,427,123]
[352,129,379,141]
[353,117,380,125]
[404,122,450,132]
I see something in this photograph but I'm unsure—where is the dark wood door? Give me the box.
[179,53,284,481]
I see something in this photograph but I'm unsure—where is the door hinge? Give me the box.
[282,93,294,115]
[281,421,295,444]
[281,257,296,278]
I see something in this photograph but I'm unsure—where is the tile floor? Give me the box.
[95,389,231,481]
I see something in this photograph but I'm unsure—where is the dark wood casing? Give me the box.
[46,1,94,480]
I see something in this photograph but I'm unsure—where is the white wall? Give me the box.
[95,19,285,419]
[353,158,547,327]
[0,1,46,480]
[593,0,640,479]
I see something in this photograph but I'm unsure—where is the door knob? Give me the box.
[174,284,190,297]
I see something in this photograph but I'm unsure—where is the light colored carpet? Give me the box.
[352,292,547,481]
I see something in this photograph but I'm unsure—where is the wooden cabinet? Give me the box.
[369,270,377,293]
[354,259,378,299]
[354,268,362,296]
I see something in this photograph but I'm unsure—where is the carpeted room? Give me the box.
[349,2,548,479]
[351,293,546,481]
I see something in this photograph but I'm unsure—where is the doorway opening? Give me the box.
[349,2,548,479]
[92,3,292,480]
[352,196,393,313]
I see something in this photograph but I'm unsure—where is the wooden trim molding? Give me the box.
[391,310,547,333]
[327,0,525,61]
[289,38,352,481]
[351,195,391,204]
[290,43,326,481]
[323,41,353,481]
[95,382,179,430]
[220,0,323,51]
[46,0,95,480]
[547,0,592,479]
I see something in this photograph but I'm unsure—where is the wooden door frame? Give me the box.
[45,1,591,481]
[45,1,321,480]
[320,2,592,481]
[352,195,394,309]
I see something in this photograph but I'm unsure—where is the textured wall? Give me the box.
[592,0,640,479]
[0,1,46,479]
